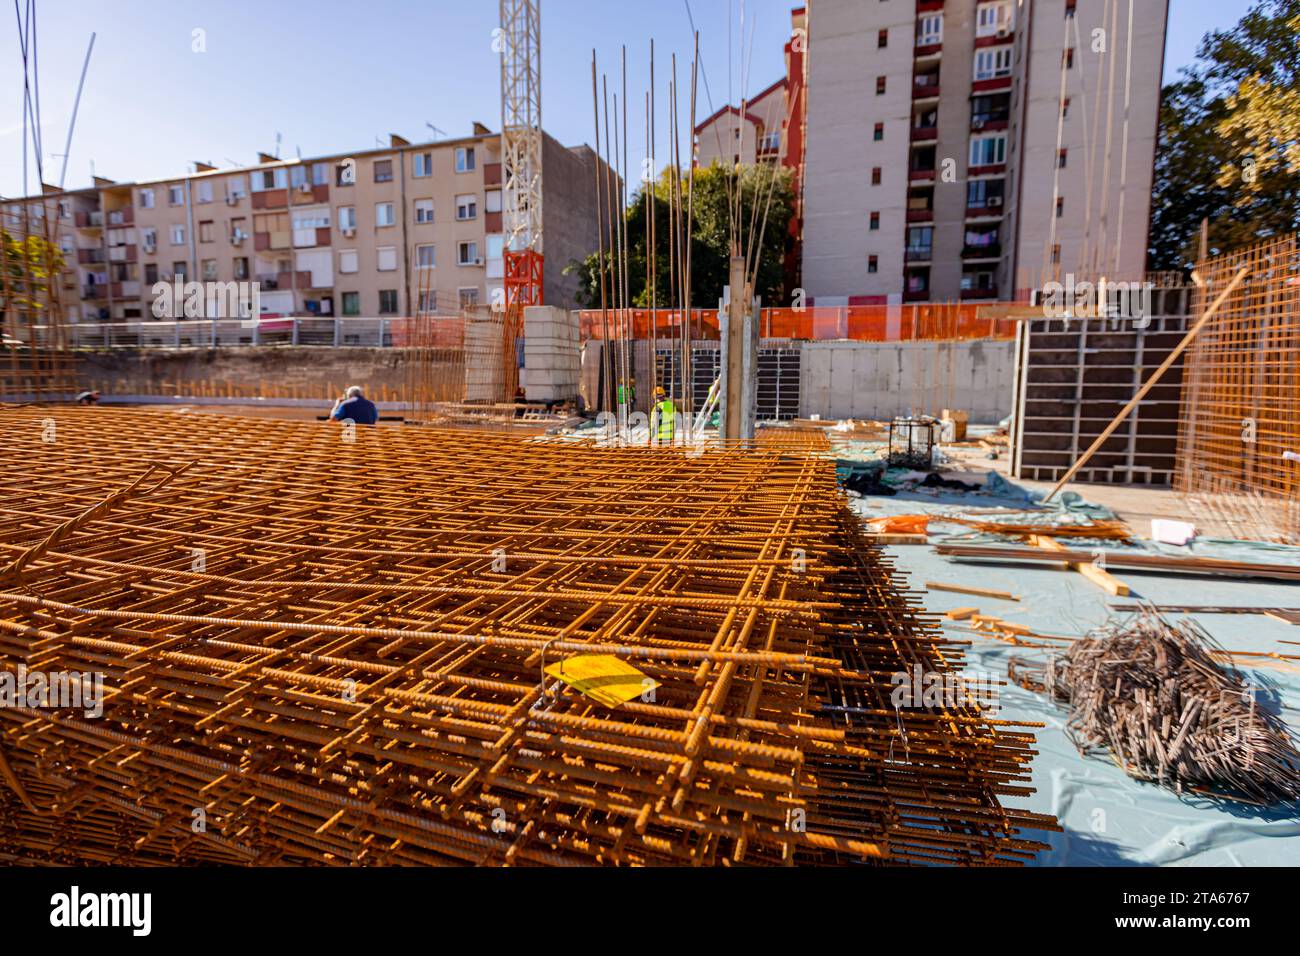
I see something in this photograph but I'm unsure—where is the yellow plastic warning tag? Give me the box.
[544,654,658,708]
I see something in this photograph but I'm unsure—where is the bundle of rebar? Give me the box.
[1009,613,1300,806]
[0,406,1054,865]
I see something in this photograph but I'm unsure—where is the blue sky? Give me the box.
[0,0,1264,197]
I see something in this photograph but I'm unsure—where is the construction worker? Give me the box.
[617,378,636,408]
[651,386,675,445]
[329,385,379,426]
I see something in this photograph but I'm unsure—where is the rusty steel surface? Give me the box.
[0,406,1054,865]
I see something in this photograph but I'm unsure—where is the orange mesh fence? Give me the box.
[578,304,1021,342]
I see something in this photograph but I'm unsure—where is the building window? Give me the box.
[456,194,478,221]
[967,178,1005,209]
[170,225,186,245]
[869,212,880,231]
[413,153,432,177]
[374,159,394,183]
[873,122,884,142]
[877,28,888,48]
[375,202,395,227]
[339,249,359,274]
[485,190,503,214]
[342,291,360,316]
[867,255,878,274]
[139,188,155,209]
[415,244,436,268]
[141,227,158,251]
[918,12,943,46]
[234,256,249,280]
[338,206,357,232]
[169,185,185,206]
[907,226,934,259]
[376,246,397,271]
[144,263,158,284]
[202,258,218,281]
[455,147,476,172]
[378,289,398,314]
[336,161,356,186]
[415,198,435,223]
[458,240,479,265]
[172,261,187,279]
[875,76,887,95]
[974,47,1013,81]
[199,220,214,243]
[871,167,882,185]
[458,287,480,307]
[969,134,1007,166]
[976,1,1014,38]
[196,181,213,204]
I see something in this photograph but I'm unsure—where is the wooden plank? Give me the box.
[944,607,979,621]
[925,581,1020,602]
[1029,534,1130,596]
[1264,610,1300,626]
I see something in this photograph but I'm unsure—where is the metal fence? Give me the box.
[43,317,417,349]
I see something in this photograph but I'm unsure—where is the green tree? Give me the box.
[565,161,796,309]
[1151,0,1300,270]
[1,228,64,341]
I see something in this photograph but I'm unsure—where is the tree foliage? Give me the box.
[1151,0,1300,270]
[1,228,64,337]
[565,162,796,309]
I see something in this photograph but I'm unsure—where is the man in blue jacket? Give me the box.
[329,385,379,426]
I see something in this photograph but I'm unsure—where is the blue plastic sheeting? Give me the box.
[849,496,1300,866]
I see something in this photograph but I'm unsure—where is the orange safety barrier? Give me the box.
[577,303,1022,342]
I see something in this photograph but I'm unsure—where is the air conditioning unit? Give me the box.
[231,233,245,246]
[473,257,484,266]
[298,183,313,194]
[226,195,238,205]
[996,25,1010,37]
[341,226,356,238]
[987,196,1003,207]
[972,119,985,130]
[142,241,156,254]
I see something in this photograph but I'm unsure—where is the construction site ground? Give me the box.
[843,436,1300,866]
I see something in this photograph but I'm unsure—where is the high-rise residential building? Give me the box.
[1,126,614,326]
[800,0,1168,304]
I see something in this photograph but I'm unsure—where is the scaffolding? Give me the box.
[0,407,1054,865]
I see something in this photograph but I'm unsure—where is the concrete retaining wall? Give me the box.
[799,339,1015,424]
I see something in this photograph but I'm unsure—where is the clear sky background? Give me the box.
[0,0,1267,198]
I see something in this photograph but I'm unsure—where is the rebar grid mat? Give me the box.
[0,407,1054,865]
[1176,234,1300,543]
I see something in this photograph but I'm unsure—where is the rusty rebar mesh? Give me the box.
[1176,234,1300,543]
[0,407,1054,865]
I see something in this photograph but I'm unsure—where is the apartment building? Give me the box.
[2,126,614,326]
[800,0,1168,304]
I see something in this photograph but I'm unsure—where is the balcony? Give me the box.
[904,288,930,303]
[970,114,1009,132]
[110,280,141,299]
[260,270,315,290]
[106,208,134,226]
[966,202,1005,220]
[251,189,289,210]
[74,211,103,229]
[962,243,1002,260]
[108,244,139,262]
[910,125,938,143]
[905,247,934,263]
[972,76,1013,94]
[917,0,943,10]
[907,208,934,223]
[77,248,105,265]
[908,167,937,182]
[485,210,503,233]
[913,77,940,100]
[291,184,330,205]
[960,287,999,300]
[484,162,502,186]
[315,227,331,247]
[81,285,106,300]
[968,163,1008,178]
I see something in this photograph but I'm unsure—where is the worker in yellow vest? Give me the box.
[651,386,675,445]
